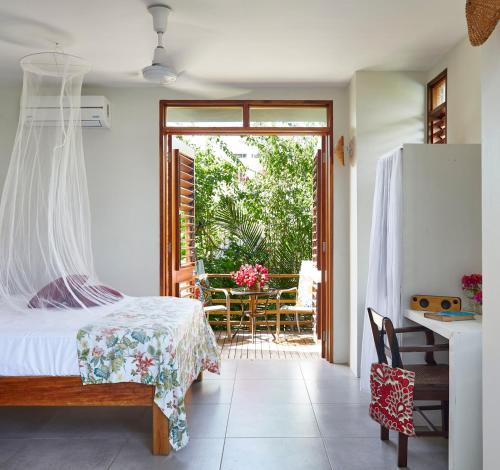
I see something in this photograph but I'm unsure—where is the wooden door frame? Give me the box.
[159,100,334,362]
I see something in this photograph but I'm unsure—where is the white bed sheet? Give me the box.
[0,296,131,376]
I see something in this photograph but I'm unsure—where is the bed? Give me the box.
[0,295,220,455]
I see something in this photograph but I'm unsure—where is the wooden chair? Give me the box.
[367,308,450,468]
[276,261,319,336]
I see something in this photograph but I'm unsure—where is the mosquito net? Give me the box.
[0,52,122,310]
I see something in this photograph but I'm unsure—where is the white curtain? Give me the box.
[360,148,403,391]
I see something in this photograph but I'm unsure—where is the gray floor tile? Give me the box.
[236,361,302,379]
[406,450,448,470]
[406,437,448,470]
[227,403,320,438]
[38,407,148,438]
[0,440,25,465]
[324,435,448,470]
[409,436,448,454]
[313,404,379,438]
[0,438,125,470]
[109,437,224,470]
[186,404,230,438]
[300,361,354,381]
[0,407,57,437]
[221,438,332,470]
[185,379,234,404]
[413,409,442,428]
[232,379,310,404]
[305,378,370,404]
[324,437,397,470]
[205,360,238,380]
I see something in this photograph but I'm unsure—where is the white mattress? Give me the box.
[0,296,132,376]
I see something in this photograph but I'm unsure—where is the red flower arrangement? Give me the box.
[231,263,269,289]
[462,273,482,307]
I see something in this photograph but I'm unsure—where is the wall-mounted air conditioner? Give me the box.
[24,96,111,128]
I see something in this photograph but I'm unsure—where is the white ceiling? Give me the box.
[0,0,467,95]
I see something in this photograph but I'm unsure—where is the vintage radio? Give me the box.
[410,295,461,312]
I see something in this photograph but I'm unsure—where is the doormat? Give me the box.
[274,335,317,345]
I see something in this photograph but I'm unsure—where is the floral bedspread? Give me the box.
[76,296,221,450]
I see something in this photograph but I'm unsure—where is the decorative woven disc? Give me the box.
[466,0,500,46]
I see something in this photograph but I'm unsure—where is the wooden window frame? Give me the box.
[427,69,447,144]
[159,100,335,362]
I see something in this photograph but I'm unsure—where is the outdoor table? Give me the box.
[230,288,277,342]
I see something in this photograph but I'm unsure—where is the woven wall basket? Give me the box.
[466,0,500,46]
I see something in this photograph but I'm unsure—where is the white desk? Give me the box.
[405,310,482,470]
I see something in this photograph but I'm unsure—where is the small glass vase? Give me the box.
[464,296,481,315]
[468,300,482,315]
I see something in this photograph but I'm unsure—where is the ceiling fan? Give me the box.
[142,4,177,85]
[140,4,248,98]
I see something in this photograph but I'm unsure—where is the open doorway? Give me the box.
[159,101,334,362]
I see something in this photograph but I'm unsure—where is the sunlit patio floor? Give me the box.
[215,329,321,360]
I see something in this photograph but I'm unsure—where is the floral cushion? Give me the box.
[194,277,212,306]
[28,275,123,309]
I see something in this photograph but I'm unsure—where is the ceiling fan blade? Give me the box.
[138,3,240,94]
[173,72,249,99]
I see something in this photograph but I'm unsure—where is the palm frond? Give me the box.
[213,198,267,256]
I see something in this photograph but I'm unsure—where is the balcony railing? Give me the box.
[205,273,314,329]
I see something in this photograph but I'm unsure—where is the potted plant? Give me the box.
[461,273,482,314]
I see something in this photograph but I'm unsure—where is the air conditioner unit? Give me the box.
[24,96,111,128]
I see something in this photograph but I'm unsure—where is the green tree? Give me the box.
[191,135,317,286]
[242,136,316,274]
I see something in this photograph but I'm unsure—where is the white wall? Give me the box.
[427,36,481,144]
[348,75,358,372]
[349,71,426,374]
[480,26,500,470]
[402,144,482,305]
[0,84,351,363]
[331,89,350,363]
[0,86,20,189]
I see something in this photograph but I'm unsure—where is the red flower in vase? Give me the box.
[461,273,483,308]
[231,263,269,288]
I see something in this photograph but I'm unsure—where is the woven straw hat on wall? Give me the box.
[466,0,500,46]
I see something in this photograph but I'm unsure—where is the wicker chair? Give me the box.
[194,261,231,335]
[367,308,450,468]
[197,277,231,335]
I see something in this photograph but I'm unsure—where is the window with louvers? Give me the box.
[427,70,447,144]
[177,152,195,268]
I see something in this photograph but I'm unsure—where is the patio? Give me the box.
[215,330,321,361]
[202,272,320,361]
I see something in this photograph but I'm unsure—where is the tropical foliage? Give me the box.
[187,135,317,287]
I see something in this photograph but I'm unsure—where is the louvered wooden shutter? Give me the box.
[170,149,196,298]
[312,149,322,338]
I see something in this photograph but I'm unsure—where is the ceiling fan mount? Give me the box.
[142,4,177,85]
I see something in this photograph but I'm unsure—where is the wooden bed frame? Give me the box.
[0,372,203,455]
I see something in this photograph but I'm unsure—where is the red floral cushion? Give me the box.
[28,275,123,309]
[369,362,416,436]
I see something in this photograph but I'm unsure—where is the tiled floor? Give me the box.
[0,360,448,470]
